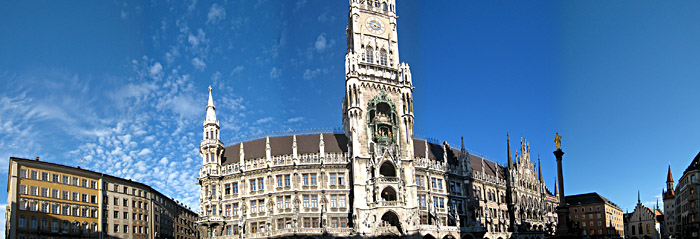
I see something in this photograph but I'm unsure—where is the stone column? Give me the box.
[554,148,572,236]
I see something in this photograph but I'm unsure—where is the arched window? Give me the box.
[380,49,388,66]
[366,47,374,64]
[382,2,388,12]
[379,161,396,177]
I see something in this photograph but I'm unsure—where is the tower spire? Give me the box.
[538,154,543,182]
[205,86,217,123]
[507,133,513,167]
[638,190,641,204]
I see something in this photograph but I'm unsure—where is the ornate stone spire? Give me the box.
[507,133,513,167]
[205,86,217,124]
[538,154,543,182]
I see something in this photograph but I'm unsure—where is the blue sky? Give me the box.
[1,0,700,228]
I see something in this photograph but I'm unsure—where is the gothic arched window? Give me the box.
[380,49,388,66]
[382,2,388,12]
[366,47,374,64]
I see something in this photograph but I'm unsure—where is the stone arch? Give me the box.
[380,210,403,234]
[379,160,397,177]
[423,234,437,239]
[381,186,397,201]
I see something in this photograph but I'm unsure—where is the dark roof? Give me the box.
[683,151,700,175]
[222,133,347,165]
[565,192,621,210]
[414,139,426,158]
[469,154,504,178]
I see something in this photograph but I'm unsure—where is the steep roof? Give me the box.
[565,192,622,210]
[683,151,700,175]
[222,133,347,165]
[667,164,674,182]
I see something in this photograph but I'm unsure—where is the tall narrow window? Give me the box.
[380,49,387,66]
[366,47,374,64]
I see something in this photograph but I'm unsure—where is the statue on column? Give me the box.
[554,132,562,150]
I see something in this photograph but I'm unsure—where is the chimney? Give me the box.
[35,157,39,161]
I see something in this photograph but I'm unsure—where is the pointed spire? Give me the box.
[205,86,217,123]
[507,133,513,167]
[461,136,465,151]
[667,163,674,183]
[538,154,543,182]
[638,190,641,204]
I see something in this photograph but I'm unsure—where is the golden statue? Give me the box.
[554,132,562,150]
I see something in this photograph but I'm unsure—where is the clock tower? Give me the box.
[343,0,416,236]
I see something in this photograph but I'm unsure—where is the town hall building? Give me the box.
[196,1,559,238]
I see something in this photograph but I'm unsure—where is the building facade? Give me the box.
[566,192,624,238]
[663,152,700,239]
[196,1,558,239]
[5,157,198,239]
[624,192,662,239]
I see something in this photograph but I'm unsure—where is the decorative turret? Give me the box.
[200,86,224,169]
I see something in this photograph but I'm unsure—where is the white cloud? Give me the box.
[269,67,281,79]
[149,62,163,77]
[137,148,152,156]
[192,57,207,70]
[286,117,304,123]
[229,66,244,76]
[207,4,226,24]
[315,33,328,52]
[303,68,321,81]
[255,117,274,124]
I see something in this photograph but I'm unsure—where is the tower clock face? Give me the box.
[365,17,385,34]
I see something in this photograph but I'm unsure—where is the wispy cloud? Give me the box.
[206,4,226,24]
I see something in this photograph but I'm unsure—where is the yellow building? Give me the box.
[6,157,198,239]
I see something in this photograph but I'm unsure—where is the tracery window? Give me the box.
[366,47,374,63]
[380,49,388,66]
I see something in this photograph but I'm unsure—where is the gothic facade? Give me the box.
[662,152,700,239]
[196,1,558,238]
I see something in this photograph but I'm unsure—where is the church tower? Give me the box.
[201,86,224,174]
[343,0,416,235]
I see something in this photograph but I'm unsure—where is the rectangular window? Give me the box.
[30,170,38,179]
[251,200,257,213]
[233,203,239,216]
[114,224,119,233]
[124,225,128,233]
[232,182,238,194]
[303,174,309,186]
[276,175,283,187]
[82,179,88,187]
[19,185,27,194]
[311,195,318,208]
[339,195,346,208]
[124,212,128,219]
[91,180,97,189]
[52,174,60,183]
[225,184,231,195]
[62,190,69,200]
[303,218,311,228]
[284,174,291,187]
[73,177,79,186]
[124,198,128,206]
[30,186,38,196]
[19,169,27,178]
[82,194,88,202]
[225,204,231,216]
[51,204,59,214]
[431,178,437,189]
[310,174,317,186]
[277,196,284,209]
[257,178,264,191]
[303,195,310,208]
[41,172,49,181]
[285,195,291,209]
[330,173,337,185]
[251,222,258,233]
[212,205,217,216]
[212,185,217,197]
[52,189,59,198]
[331,217,339,228]
[41,187,48,197]
[340,217,348,228]
[62,175,69,184]
[330,195,337,208]
[250,179,256,192]
[114,211,119,218]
